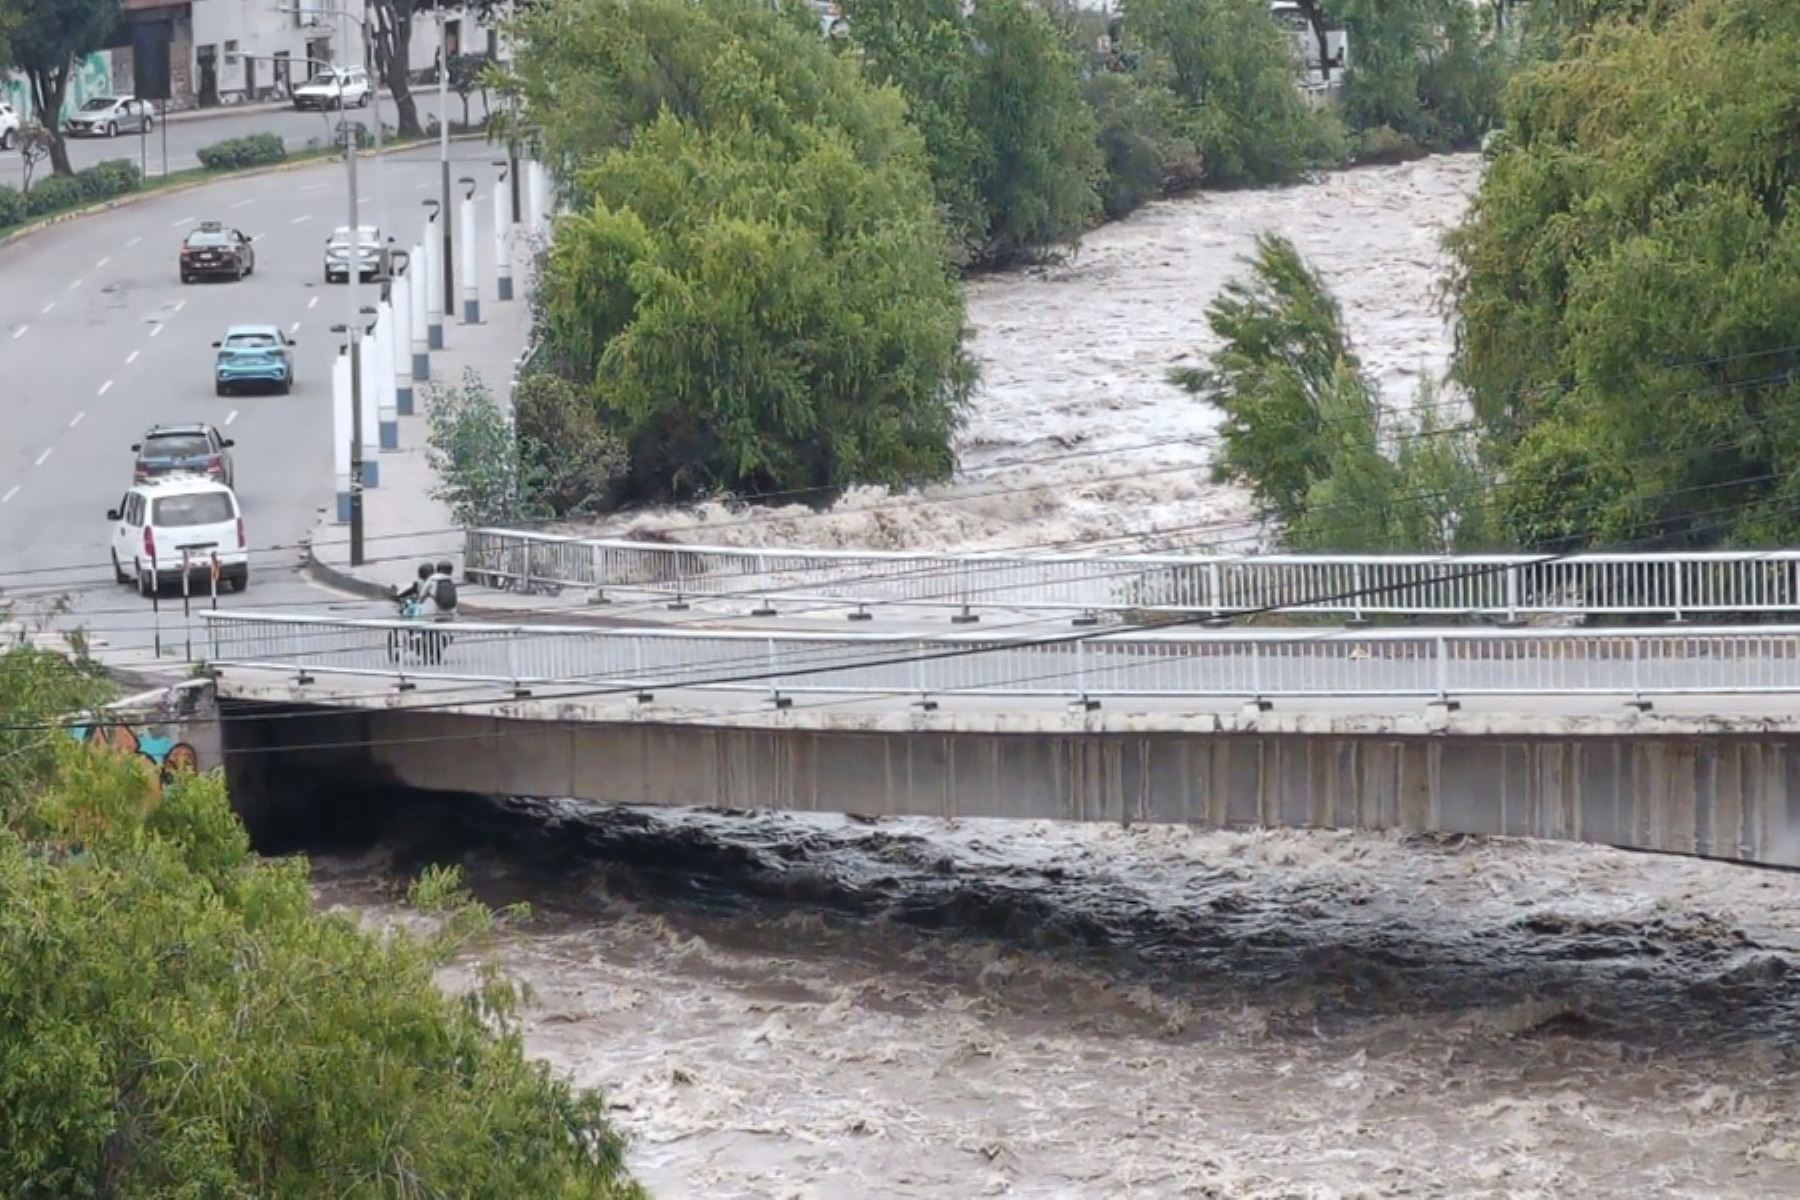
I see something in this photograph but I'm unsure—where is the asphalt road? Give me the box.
[0,142,507,660]
[1,92,459,190]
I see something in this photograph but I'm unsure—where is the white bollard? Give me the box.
[408,240,429,380]
[332,350,353,523]
[493,177,513,301]
[375,304,398,451]
[527,160,548,237]
[391,268,415,416]
[358,330,382,487]
[459,185,480,325]
[424,223,444,350]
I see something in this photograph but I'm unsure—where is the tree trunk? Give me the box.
[372,1,424,139]
[1295,0,1333,83]
[27,65,73,176]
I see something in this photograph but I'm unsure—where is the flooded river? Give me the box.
[315,797,1800,1198]
[322,154,1798,1196]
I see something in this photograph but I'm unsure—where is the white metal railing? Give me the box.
[462,528,1800,621]
[202,613,1800,702]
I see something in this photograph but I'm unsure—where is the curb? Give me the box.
[0,131,490,252]
[300,533,397,602]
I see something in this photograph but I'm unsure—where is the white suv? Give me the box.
[293,66,372,111]
[108,477,249,597]
[0,102,19,151]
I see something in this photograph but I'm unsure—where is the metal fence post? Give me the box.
[1435,635,1449,702]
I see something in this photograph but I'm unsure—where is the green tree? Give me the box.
[4,0,120,176]
[842,0,1103,263]
[0,646,645,1197]
[1448,0,1800,549]
[1177,234,1489,550]
[1119,0,1343,186]
[542,114,972,502]
[426,368,526,525]
[1330,0,1506,153]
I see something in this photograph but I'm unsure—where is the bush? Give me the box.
[0,647,644,1198]
[1353,124,1425,166]
[24,175,82,217]
[73,157,141,201]
[195,132,287,171]
[426,369,526,526]
[0,184,23,228]
[516,373,626,516]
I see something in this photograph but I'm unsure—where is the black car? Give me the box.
[133,423,236,489]
[179,222,255,283]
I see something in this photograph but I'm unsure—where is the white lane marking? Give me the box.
[251,233,265,242]
[34,447,52,467]
[11,325,26,339]
[230,199,254,209]
[69,411,85,428]
[301,183,327,192]
[149,323,165,338]
[172,299,186,314]
[126,236,142,247]
[291,214,313,225]
[307,296,319,310]
[40,301,55,314]
[69,277,84,291]
[125,349,140,365]
[0,485,17,504]
[415,181,432,190]
[95,256,110,269]
[224,409,238,427]
[172,216,194,227]
[96,380,113,397]
[289,321,301,334]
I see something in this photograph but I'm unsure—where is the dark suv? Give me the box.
[179,222,256,283]
[132,423,236,489]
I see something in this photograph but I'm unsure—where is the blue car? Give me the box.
[213,325,295,396]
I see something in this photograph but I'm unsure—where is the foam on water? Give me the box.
[586,154,1482,556]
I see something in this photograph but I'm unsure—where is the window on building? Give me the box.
[224,39,239,66]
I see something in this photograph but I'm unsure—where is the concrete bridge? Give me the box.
[197,611,1800,869]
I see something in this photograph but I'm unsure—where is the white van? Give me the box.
[108,477,249,597]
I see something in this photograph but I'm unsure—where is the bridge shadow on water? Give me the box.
[282,783,1800,1057]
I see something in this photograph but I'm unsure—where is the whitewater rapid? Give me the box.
[600,153,1481,554]
[318,154,1800,1198]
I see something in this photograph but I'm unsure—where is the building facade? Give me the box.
[102,1,496,112]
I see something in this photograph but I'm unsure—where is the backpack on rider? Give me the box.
[429,560,458,618]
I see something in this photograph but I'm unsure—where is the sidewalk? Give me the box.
[307,245,534,597]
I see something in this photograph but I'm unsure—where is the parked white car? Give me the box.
[0,102,19,151]
[293,66,373,111]
[108,477,249,597]
[66,95,154,138]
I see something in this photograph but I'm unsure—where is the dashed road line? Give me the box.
[40,301,55,314]
[69,411,85,428]
[172,216,194,227]
[230,199,255,209]
[95,256,110,269]
[96,380,113,397]
[149,323,165,338]
[126,236,142,247]
[290,321,301,334]
[125,349,140,365]
[34,447,52,467]
[1,485,17,504]
[11,325,26,340]
[225,409,238,427]
[307,296,319,310]
[172,300,186,314]
[291,214,313,225]
[69,277,84,291]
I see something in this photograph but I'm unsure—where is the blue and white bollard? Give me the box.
[333,351,353,523]
[391,268,415,417]
[376,304,399,451]
[424,228,445,350]
[409,240,430,380]
[460,184,481,325]
[358,331,382,489]
[493,177,513,302]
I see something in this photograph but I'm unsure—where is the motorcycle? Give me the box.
[385,592,453,666]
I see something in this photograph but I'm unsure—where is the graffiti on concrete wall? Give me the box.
[70,716,202,796]
[4,54,115,123]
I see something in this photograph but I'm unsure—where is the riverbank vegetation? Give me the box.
[0,645,643,1197]
[496,0,1526,513]
[1186,0,1800,554]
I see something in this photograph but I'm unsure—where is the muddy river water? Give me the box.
[322,155,1800,1197]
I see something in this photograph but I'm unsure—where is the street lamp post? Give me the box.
[438,1,454,326]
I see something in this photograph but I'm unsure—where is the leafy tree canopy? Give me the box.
[0,647,644,1197]
[1449,0,1800,548]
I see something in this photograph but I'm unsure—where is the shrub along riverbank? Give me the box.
[473,0,1533,520]
[0,645,644,1196]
